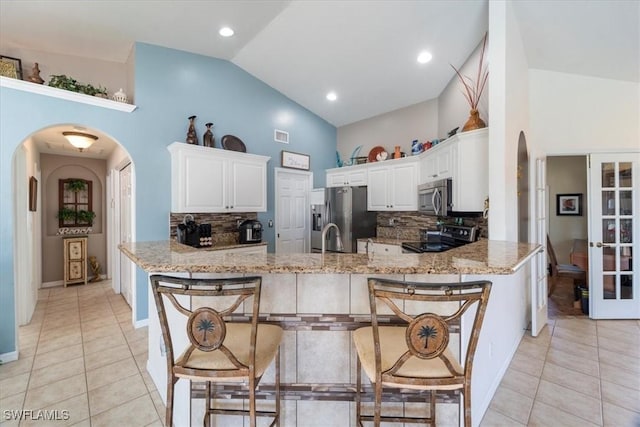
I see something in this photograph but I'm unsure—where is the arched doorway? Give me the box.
[12,124,136,333]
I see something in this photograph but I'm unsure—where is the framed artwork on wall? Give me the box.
[556,193,582,216]
[0,55,23,80]
[281,150,310,170]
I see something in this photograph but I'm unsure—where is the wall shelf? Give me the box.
[0,76,137,112]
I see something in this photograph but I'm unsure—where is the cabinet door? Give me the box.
[347,169,367,186]
[389,163,418,210]
[436,144,452,178]
[367,167,390,210]
[182,152,227,212]
[229,159,267,211]
[421,153,438,183]
[374,243,402,255]
[327,171,347,187]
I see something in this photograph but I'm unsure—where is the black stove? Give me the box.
[401,225,477,253]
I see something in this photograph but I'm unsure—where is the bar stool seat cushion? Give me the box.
[175,323,283,381]
[353,326,463,390]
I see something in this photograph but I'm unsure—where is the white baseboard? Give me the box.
[42,280,63,289]
[134,318,149,329]
[0,350,18,364]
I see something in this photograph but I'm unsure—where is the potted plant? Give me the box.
[451,33,488,132]
[77,210,96,225]
[66,179,86,192]
[57,207,76,223]
[48,75,108,98]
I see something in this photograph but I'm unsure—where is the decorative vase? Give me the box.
[462,109,487,132]
[27,63,44,84]
[112,88,128,103]
[186,115,198,145]
[203,122,215,148]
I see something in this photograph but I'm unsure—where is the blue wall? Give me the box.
[0,43,336,355]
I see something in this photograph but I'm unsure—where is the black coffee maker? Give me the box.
[176,215,212,248]
[238,219,262,244]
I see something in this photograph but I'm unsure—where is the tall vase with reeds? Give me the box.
[451,33,489,132]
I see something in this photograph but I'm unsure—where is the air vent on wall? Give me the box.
[274,129,289,144]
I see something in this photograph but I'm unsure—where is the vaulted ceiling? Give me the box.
[1,1,637,130]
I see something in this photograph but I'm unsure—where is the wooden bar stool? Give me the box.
[150,275,283,427]
[353,278,492,427]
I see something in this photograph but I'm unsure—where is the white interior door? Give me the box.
[531,157,548,336]
[275,168,311,253]
[588,153,640,319]
[119,163,133,307]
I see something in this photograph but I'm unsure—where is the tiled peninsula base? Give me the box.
[146,270,528,427]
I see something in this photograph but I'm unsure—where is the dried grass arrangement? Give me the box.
[451,33,489,131]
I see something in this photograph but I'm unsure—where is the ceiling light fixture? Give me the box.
[219,27,234,37]
[62,131,98,152]
[326,92,337,101]
[417,51,433,64]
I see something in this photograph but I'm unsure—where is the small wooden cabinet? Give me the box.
[63,236,87,287]
[168,142,270,213]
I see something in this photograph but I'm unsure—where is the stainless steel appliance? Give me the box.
[401,224,478,253]
[418,178,451,216]
[238,219,263,244]
[311,186,376,253]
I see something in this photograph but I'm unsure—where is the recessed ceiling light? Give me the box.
[219,27,234,37]
[417,51,433,64]
[326,92,337,101]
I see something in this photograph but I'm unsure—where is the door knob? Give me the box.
[595,242,613,248]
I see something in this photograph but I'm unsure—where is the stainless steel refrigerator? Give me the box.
[311,186,377,253]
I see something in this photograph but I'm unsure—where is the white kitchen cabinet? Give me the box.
[221,245,267,255]
[367,160,418,211]
[420,141,453,183]
[326,164,368,187]
[168,142,270,213]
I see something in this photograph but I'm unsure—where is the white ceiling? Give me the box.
[1,0,638,157]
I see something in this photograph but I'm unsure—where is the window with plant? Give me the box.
[58,178,95,227]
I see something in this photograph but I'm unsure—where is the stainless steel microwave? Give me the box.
[418,179,451,216]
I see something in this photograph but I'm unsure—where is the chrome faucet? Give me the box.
[321,222,344,253]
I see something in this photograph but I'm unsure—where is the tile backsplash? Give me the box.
[376,212,488,240]
[170,212,258,245]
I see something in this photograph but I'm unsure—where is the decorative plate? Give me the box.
[368,146,386,162]
[221,135,247,152]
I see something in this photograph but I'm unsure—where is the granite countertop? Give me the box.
[119,240,541,275]
[182,241,267,252]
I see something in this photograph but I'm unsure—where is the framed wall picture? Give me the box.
[29,176,37,212]
[281,150,310,170]
[556,193,582,216]
[0,55,23,80]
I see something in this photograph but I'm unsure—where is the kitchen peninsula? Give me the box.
[120,240,540,427]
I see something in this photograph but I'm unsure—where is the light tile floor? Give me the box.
[1,280,639,426]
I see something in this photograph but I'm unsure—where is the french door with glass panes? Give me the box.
[588,153,640,318]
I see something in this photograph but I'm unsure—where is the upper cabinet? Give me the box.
[168,143,270,213]
[367,159,419,211]
[326,164,368,187]
[420,128,488,212]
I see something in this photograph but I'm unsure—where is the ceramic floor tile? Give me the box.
[42,325,83,342]
[598,348,640,374]
[88,373,148,415]
[127,337,148,356]
[599,361,640,391]
[19,393,89,427]
[149,390,166,424]
[0,372,29,399]
[90,394,159,427]
[0,392,25,427]
[123,326,148,344]
[479,408,525,426]
[507,352,545,378]
[597,336,640,358]
[18,345,36,358]
[28,356,85,390]
[553,325,599,347]
[0,357,33,381]
[81,324,124,343]
[83,332,127,355]
[35,331,82,355]
[514,339,548,361]
[32,343,83,371]
[23,373,86,410]
[528,400,601,427]
[602,401,640,427]
[84,344,131,371]
[601,380,640,413]
[550,335,599,361]
[535,379,603,424]
[498,367,540,398]
[488,387,533,425]
[545,347,600,377]
[541,361,601,399]
[86,357,139,391]
[597,324,640,343]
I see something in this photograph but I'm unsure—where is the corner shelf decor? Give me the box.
[58,178,95,228]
